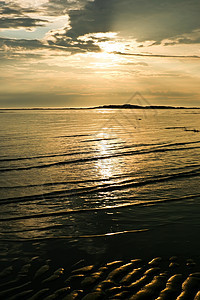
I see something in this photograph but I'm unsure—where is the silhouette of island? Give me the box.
[0,104,200,110]
[89,104,194,109]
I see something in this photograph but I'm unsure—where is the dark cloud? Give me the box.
[42,0,200,54]
[0,36,101,57]
[2,0,200,45]
[54,0,200,45]
[0,1,47,29]
[163,35,200,46]
[45,0,113,52]
[112,0,200,43]
[0,17,48,29]
[1,0,200,58]
[0,1,100,54]
[0,37,56,61]
[113,51,200,59]
[43,0,89,16]
[1,6,21,15]
[67,0,113,38]
[0,37,46,62]
[48,37,100,52]
[0,37,47,50]
[0,1,41,15]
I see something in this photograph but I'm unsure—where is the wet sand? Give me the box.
[1,198,200,299]
[1,241,200,299]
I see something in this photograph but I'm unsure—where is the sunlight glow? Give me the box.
[87,52,125,68]
[99,41,125,53]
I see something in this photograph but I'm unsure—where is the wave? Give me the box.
[0,164,199,189]
[165,126,187,129]
[41,167,200,197]
[1,140,199,165]
[1,144,200,173]
[80,138,117,143]
[0,149,97,163]
[0,229,149,242]
[0,224,67,233]
[0,174,127,189]
[31,167,200,198]
[112,140,200,152]
[0,167,200,205]
[0,193,200,223]
[55,134,91,138]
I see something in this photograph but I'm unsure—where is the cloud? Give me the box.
[0,37,47,50]
[47,35,101,53]
[0,17,48,29]
[123,62,148,66]
[113,51,200,59]
[0,0,101,54]
[1,6,22,15]
[2,0,200,46]
[2,0,200,57]
[0,35,101,58]
[33,0,200,57]
[0,37,56,61]
[43,0,90,16]
[52,0,200,45]
[163,30,200,46]
[0,1,48,29]
[112,0,200,44]
[65,0,113,38]
[43,0,115,53]
[0,1,40,15]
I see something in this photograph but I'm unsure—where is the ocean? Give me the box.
[0,108,200,298]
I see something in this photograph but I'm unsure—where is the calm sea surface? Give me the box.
[0,108,200,262]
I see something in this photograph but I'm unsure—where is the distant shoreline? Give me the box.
[0,104,200,110]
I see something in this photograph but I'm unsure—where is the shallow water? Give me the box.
[0,108,200,269]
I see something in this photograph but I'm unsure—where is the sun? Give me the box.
[99,41,125,53]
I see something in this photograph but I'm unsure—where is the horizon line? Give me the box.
[0,104,200,110]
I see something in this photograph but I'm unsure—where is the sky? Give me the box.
[0,0,200,108]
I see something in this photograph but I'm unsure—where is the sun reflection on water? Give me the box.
[95,133,121,180]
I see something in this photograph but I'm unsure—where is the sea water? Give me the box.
[0,108,200,263]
